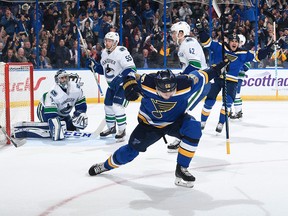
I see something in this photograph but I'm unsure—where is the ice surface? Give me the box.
[0,101,288,216]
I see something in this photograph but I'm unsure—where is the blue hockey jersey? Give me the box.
[200,31,260,83]
[136,71,209,128]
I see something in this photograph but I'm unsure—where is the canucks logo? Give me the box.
[151,99,176,118]
[60,103,72,115]
[105,64,115,79]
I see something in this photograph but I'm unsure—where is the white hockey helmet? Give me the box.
[238,34,246,48]
[104,32,119,53]
[171,21,190,44]
[55,69,69,89]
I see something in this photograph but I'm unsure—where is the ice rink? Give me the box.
[1,100,288,216]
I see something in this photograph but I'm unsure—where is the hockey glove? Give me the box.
[123,77,142,101]
[195,19,204,32]
[72,113,88,130]
[86,58,99,71]
[204,58,230,80]
[109,74,123,91]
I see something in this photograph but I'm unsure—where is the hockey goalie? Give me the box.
[13,69,88,141]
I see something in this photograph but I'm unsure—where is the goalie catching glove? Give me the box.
[72,113,88,130]
[123,76,142,101]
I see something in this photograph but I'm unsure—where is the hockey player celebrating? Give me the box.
[88,59,230,188]
[197,24,274,133]
[36,69,88,141]
[167,21,209,152]
[86,31,137,142]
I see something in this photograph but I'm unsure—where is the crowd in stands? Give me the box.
[0,0,287,69]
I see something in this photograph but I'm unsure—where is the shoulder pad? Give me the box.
[185,37,193,42]
[119,46,126,52]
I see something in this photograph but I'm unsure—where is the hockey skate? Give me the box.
[215,122,223,133]
[200,121,206,130]
[115,129,126,142]
[88,162,108,176]
[230,111,243,119]
[100,126,116,138]
[174,164,195,188]
[167,139,180,153]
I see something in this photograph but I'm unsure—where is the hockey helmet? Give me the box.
[228,34,240,42]
[104,31,119,53]
[171,21,190,44]
[155,69,177,93]
[238,34,246,47]
[55,69,69,89]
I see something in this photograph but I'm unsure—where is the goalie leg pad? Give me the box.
[12,121,67,139]
[48,118,65,141]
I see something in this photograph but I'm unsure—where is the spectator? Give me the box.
[82,19,95,45]
[133,48,157,68]
[2,48,17,63]
[106,0,117,18]
[142,3,155,34]
[43,6,55,32]
[0,7,17,37]
[91,11,101,44]
[282,49,288,68]
[69,40,79,68]
[28,47,37,67]
[16,47,28,62]
[55,39,70,68]
[179,1,192,21]
[0,41,4,61]
[23,40,32,59]
[39,48,52,69]
[130,34,143,55]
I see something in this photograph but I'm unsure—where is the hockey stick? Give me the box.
[0,125,26,148]
[77,27,104,96]
[212,0,230,154]
[263,10,278,98]
[93,118,106,137]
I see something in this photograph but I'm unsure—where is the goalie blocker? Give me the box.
[12,120,93,140]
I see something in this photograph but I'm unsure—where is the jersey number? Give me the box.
[125,55,132,62]
[189,48,195,54]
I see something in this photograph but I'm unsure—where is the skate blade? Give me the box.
[115,137,125,143]
[215,132,222,136]
[167,148,178,153]
[174,177,194,188]
[100,135,116,139]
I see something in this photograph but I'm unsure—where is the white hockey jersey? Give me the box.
[178,37,207,70]
[40,81,86,117]
[100,46,136,84]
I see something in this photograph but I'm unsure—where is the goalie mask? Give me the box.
[155,69,177,99]
[55,69,69,90]
[104,32,119,53]
[171,21,190,45]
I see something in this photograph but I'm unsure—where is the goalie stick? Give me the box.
[0,125,26,148]
[77,27,104,96]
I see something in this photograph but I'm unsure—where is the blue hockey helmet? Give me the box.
[228,34,240,42]
[155,69,177,93]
